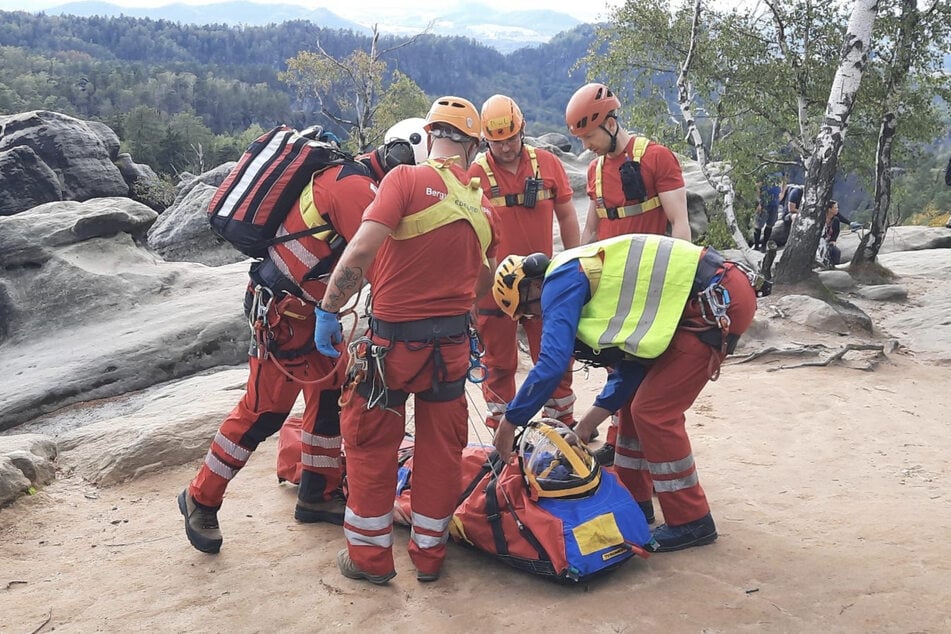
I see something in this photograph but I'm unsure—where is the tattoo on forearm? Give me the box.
[326,266,363,309]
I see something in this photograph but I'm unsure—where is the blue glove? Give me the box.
[850,222,863,231]
[314,304,342,358]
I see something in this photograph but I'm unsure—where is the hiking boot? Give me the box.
[637,499,656,524]
[645,513,718,553]
[295,492,346,525]
[177,489,222,554]
[336,548,396,585]
[593,443,615,467]
[417,570,441,583]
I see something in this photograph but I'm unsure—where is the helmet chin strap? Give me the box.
[600,116,619,154]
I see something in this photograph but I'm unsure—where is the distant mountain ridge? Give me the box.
[42,0,582,52]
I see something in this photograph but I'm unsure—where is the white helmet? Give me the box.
[384,117,428,164]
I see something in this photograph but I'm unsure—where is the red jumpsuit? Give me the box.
[586,137,686,447]
[612,264,757,525]
[467,147,576,428]
[188,164,372,511]
[340,161,498,579]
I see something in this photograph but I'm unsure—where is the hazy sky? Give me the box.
[4,0,626,24]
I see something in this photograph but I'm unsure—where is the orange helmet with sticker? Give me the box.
[565,83,621,135]
[481,94,524,142]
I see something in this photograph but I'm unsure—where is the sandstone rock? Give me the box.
[856,285,908,302]
[0,434,57,507]
[147,163,244,266]
[0,198,249,430]
[818,270,856,291]
[0,111,130,215]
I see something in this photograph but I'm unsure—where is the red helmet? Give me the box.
[565,83,621,135]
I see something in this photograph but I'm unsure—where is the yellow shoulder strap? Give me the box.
[391,160,492,263]
[630,136,649,162]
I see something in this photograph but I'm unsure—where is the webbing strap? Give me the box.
[595,196,663,219]
[475,146,555,208]
[594,135,661,220]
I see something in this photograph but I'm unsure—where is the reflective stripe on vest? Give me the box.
[548,234,702,359]
[474,146,556,208]
[266,170,343,302]
[594,136,662,220]
[391,158,493,263]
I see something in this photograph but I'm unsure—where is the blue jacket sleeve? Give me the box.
[504,262,588,426]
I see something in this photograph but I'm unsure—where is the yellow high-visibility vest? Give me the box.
[391,158,493,263]
[548,234,702,359]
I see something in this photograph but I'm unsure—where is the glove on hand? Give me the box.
[850,222,863,231]
[314,304,342,358]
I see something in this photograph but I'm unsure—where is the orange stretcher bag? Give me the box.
[395,421,653,583]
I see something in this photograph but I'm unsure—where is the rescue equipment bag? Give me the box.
[276,415,304,484]
[394,421,653,583]
[208,125,351,258]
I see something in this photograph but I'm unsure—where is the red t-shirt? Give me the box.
[362,161,499,321]
[585,137,685,239]
[466,146,572,259]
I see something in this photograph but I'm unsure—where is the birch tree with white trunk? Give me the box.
[775,0,879,284]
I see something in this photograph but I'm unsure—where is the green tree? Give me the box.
[120,105,166,168]
[363,71,429,148]
[280,25,428,151]
[850,0,951,269]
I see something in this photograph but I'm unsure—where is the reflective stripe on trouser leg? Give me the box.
[298,385,343,502]
[523,317,576,425]
[340,390,404,576]
[484,400,506,429]
[477,311,518,428]
[190,355,299,507]
[543,393,576,425]
[628,329,716,526]
[612,405,653,503]
[407,393,468,576]
[606,414,619,445]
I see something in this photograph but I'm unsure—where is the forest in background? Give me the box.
[0,10,592,172]
[1,7,949,235]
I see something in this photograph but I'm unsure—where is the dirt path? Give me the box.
[2,352,950,633]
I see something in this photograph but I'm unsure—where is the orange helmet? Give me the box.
[425,96,480,140]
[481,94,524,142]
[565,83,621,135]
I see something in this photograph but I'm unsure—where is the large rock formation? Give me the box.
[146,162,245,266]
[0,197,250,432]
[0,111,160,216]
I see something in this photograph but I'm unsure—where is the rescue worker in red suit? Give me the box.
[177,123,425,554]
[491,234,758,552]
[466,94,580,430]
[566,83,693,470]
[315,96,500,584]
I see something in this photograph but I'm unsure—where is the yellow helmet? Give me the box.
[481,94,524,142]
[492,252,550,319]
[425,96,480,140]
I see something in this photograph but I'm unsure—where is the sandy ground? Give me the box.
[2,346,951,634]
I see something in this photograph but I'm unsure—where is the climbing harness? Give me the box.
[340,335,393,411]
[248,285,277,360]
[467,320,488,384]
[247,284,350,390]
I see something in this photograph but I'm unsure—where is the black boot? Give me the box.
[295,470,345,525]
